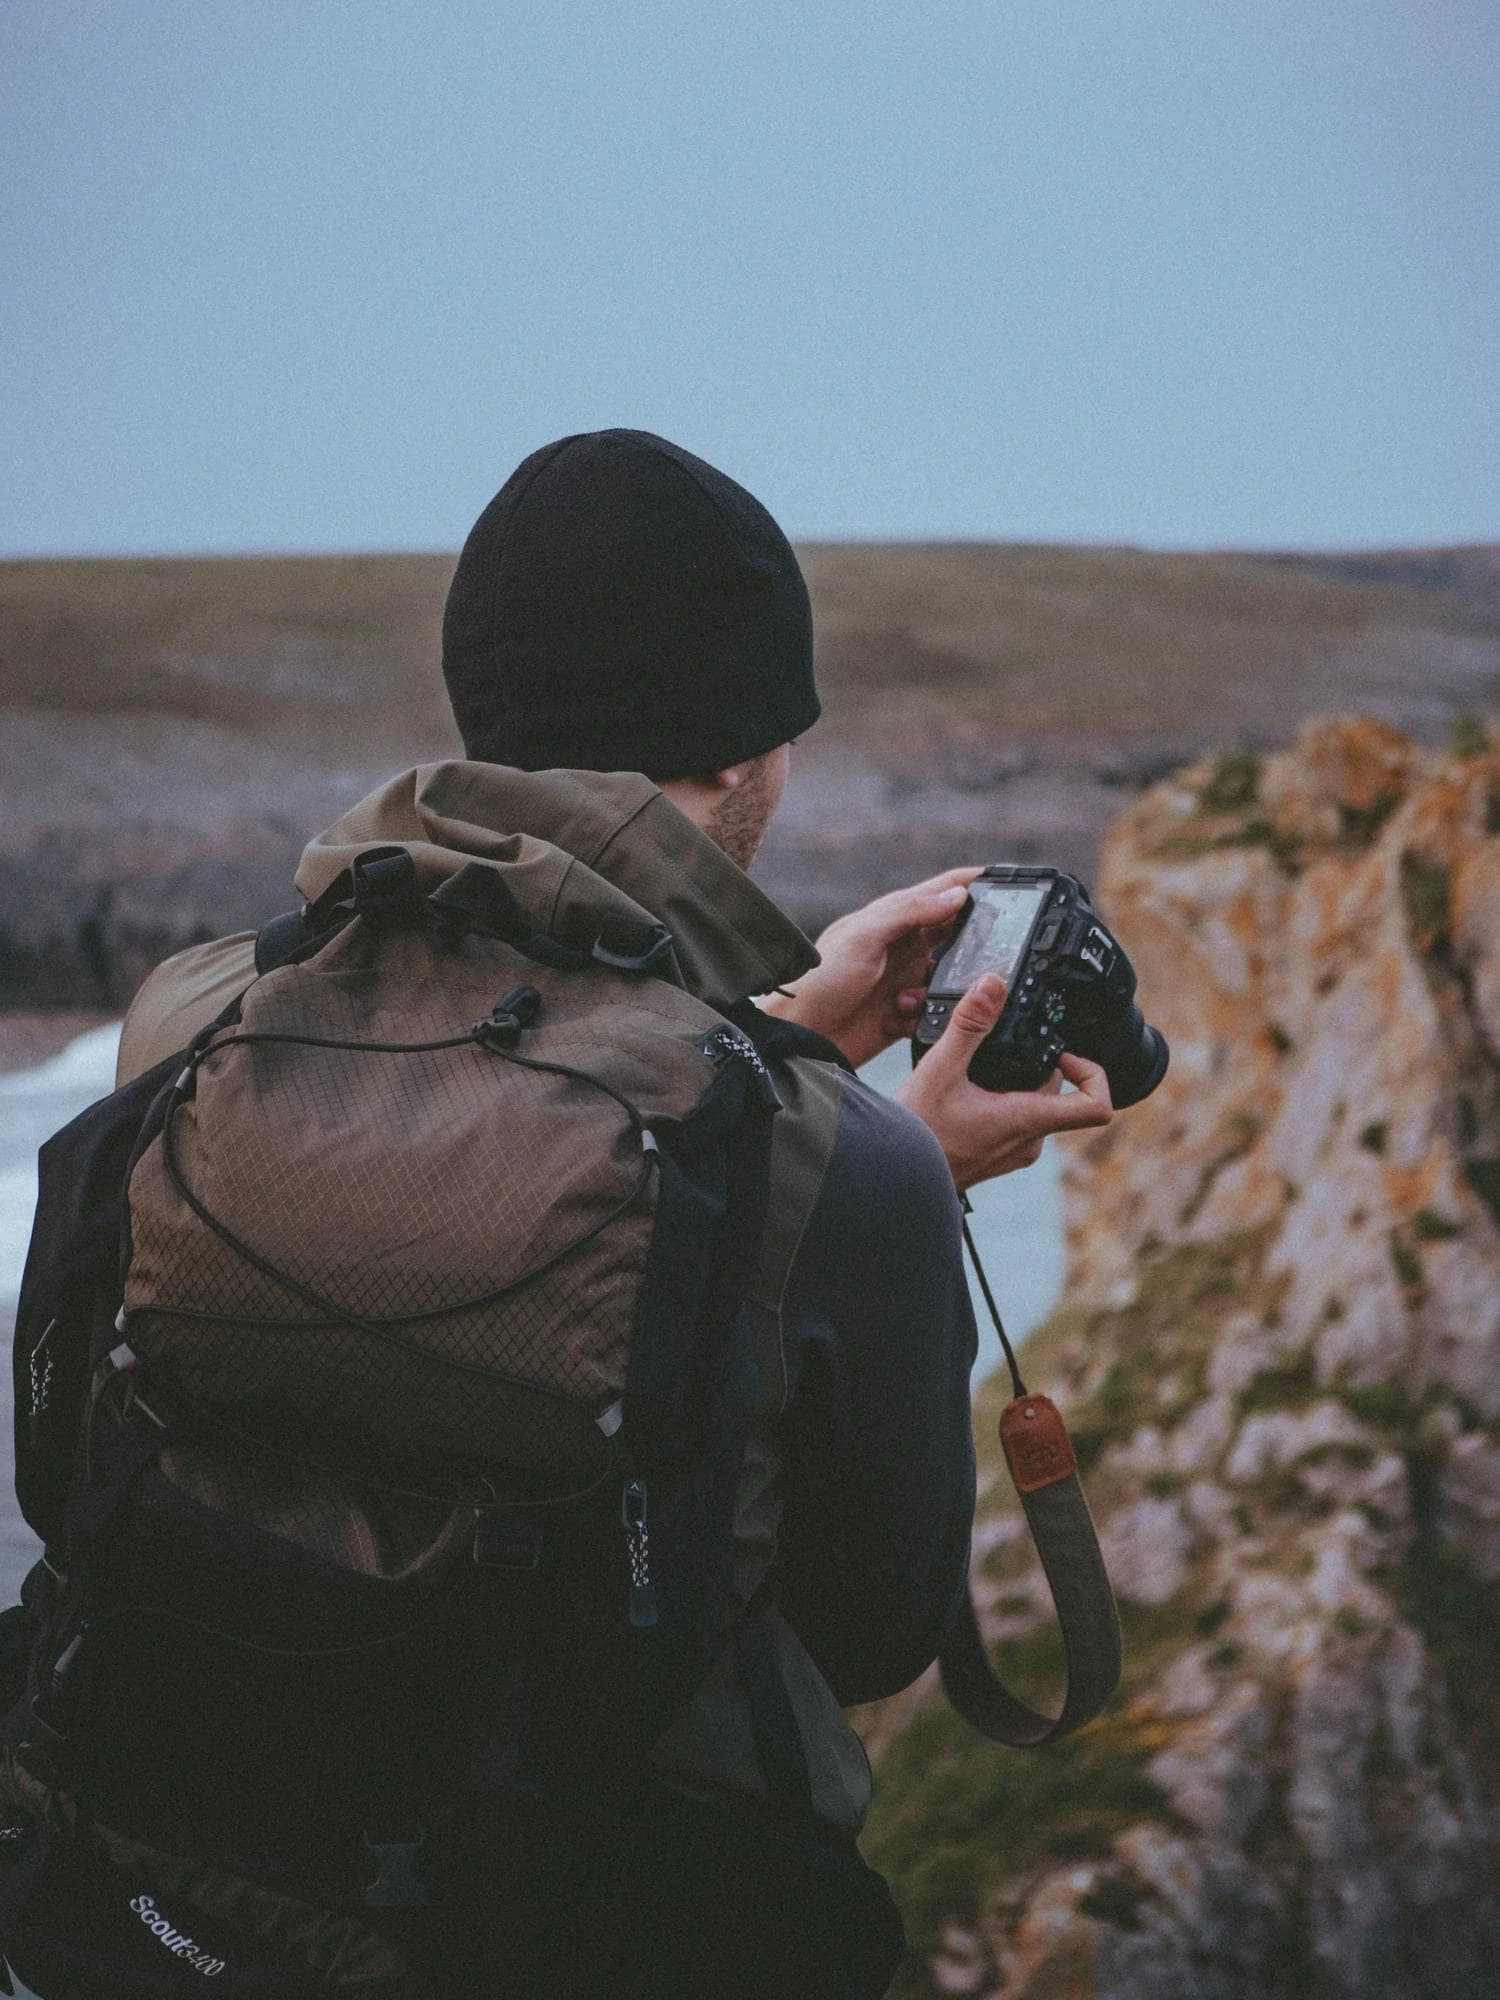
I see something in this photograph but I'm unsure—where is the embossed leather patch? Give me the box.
[1000,1394,1077,1493]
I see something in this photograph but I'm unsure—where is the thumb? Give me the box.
[926,974,1008,1077]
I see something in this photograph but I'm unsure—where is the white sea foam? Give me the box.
[0,1024,123,1600]
[0,1023,123,1313]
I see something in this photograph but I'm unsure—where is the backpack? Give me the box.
[0,848,805,1997]
[0,844,1123,1999]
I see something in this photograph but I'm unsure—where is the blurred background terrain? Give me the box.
[3,541,1498,1008]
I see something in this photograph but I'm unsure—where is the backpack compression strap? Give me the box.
[256,852,677,979]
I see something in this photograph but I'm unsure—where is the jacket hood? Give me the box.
[295,761,819,1013]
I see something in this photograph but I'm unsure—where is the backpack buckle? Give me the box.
[348,847,425,924]
[592,916,675,974]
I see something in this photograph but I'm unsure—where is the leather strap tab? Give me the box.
[1000,1394,1077,1494]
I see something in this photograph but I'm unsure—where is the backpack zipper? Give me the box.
[621,1478,658,1629]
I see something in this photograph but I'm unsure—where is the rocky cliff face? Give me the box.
[861,717,1500,2000]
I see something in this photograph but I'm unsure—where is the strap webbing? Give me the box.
[464,1506,544,1796]
[733,1603,815,1817]
[939,1211,1122,1746]
[938,1457,1122,1747]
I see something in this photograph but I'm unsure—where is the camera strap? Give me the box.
[936,1212,1122,1747]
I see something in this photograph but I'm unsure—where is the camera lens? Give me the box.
[1075,1001,1169,1110]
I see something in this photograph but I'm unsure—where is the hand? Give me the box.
[894,975,1113,1190]
[760,867,982,1069]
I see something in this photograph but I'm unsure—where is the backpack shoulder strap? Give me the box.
[13,1049,180,1546]
[724,999,855,1076]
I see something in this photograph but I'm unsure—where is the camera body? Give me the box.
[912,867,1169,1109]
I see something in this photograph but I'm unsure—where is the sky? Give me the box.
[2,1,1497,556]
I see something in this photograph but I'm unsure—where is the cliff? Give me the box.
[861,717,1500,1999]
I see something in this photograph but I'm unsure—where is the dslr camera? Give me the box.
[912,867,1169,1110]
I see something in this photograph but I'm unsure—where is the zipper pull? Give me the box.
[700,1026,782,1111]
[621,1478,659,1629]
[28,1319,58,1440]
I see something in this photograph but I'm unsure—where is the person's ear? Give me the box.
[713,765,746,791]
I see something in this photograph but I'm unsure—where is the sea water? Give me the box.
[857,1041,1065,1383]
[0,1027,1066,1608]
[0,1025,124,1603]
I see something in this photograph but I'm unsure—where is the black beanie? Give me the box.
[441,429,820,778]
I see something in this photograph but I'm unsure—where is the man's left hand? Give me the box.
[761,867,982,1069]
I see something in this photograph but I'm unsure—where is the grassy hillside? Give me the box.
[802,542,1500,745]
[5,542,1497,752]
[0,552,458,759]
[2,542,1497,1005]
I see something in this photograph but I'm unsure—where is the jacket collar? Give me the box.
[294,761,819,1012]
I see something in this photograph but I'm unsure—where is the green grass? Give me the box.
[1200,751,1261,812]
[0,552,459,760]
[1399,854,1453,952]
[863,1599,1196,1998]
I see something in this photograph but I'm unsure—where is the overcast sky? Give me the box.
[2,1,1496,555]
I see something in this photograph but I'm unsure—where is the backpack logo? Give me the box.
[128,1893,226,1976]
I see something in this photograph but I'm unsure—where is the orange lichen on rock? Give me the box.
[864,718,1500,2000]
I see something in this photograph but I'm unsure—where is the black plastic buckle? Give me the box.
[592,915,675,974]
[349,846,424,924]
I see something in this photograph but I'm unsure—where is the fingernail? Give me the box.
[940,886,967,904]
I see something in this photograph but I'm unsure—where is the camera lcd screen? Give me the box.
[932,880,1049,994]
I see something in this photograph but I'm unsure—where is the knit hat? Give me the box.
[441,429,820,778]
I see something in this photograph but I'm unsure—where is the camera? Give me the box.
[912,867,1169,1109]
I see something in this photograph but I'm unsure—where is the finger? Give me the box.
[899,865,985,898]
[839,870,983,949]
[1012,1058,1113,1133]
[1056,1051,1112,1105]
[922,974,1007,1081]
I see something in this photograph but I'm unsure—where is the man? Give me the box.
[115,429,1111,1997]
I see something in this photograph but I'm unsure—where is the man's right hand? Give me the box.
[894,974,1113,1190]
